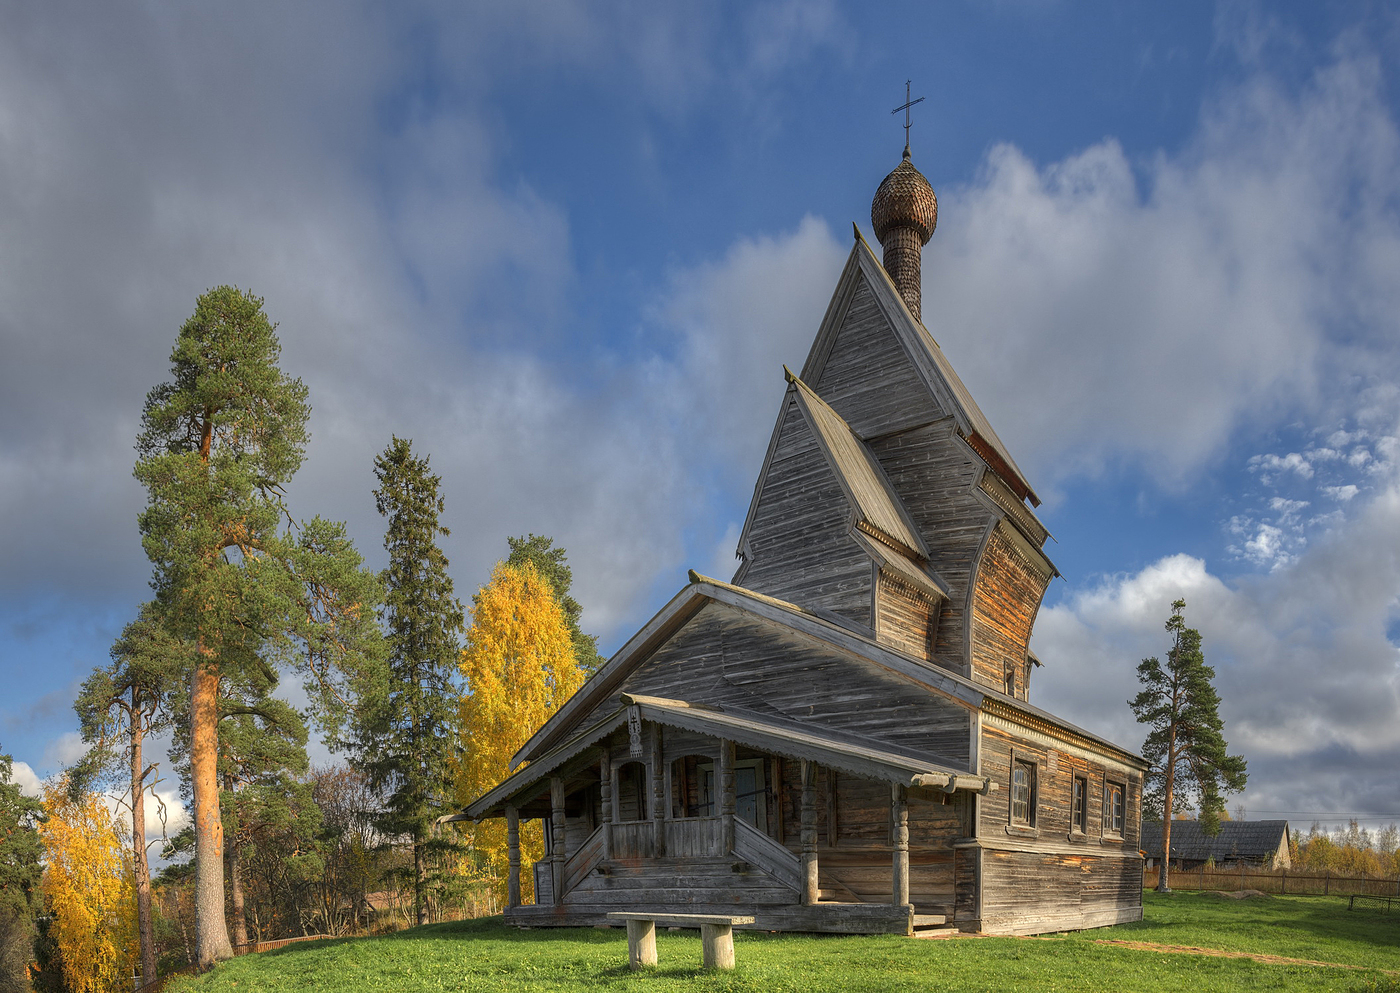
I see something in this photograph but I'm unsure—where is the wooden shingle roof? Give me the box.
[785,369,930,560]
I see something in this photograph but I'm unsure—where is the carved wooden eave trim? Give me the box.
[850,528,950,603]
[981,698,1148,771]
[979,469,1051,549]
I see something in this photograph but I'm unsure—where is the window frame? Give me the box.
[1009,757,1037,827]
[1102,779,1125,838]
[1071,775,1088,836]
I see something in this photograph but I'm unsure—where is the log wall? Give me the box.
[969,525,1051,696]
[874,572,936,661]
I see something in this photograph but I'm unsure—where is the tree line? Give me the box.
[0,286,602,991]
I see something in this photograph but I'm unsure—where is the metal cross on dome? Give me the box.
[891,80,925,150]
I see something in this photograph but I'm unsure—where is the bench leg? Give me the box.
[626,919,657,970]
[700,922,735,970]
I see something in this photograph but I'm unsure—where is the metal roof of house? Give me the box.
[1140,820,1290,861]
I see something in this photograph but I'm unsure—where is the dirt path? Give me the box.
[1092,938,1400,976]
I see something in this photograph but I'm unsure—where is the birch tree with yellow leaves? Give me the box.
[39,782,137,993]
[457,561,586,901]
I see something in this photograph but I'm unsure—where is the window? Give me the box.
[1010,759,1036,826]
[1103,780,1124,836]
[1071,776,1087,834]
[1003,662,1016,697]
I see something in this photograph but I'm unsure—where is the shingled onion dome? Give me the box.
[871,146,938,321]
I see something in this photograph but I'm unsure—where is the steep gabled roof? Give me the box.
[802,234,1041,507]
[785,369,930,560]
[465,693,993,819]
[509,573,1142,773]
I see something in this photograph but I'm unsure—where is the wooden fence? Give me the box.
[1143,865,1400,896]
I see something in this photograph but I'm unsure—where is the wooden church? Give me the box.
[460,141,1146,936]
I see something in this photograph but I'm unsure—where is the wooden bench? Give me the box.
[605,912,756,971]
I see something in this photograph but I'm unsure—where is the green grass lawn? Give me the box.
[168,892,1400,993]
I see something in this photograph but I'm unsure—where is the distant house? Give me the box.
[1141,820,1291,870]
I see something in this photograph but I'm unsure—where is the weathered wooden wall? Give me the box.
[740,400,874,626]
[591,602,973,767]
[874,572,937,661]
[979,850,1143,934]
[978,721,1142,850]
[809,276,945,440]
[969,525,1052,697]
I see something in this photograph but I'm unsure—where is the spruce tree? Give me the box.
[135,286,380,964]
[1130,599,1248,892]
[353,437,465,925]
[506,534,603,672]
[0,752,43,993]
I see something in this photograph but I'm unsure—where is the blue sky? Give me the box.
[2,1,1398,836]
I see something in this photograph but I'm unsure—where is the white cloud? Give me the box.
[1034,478,1400,819]
[8,760,43,798]
[922,40,1400,494]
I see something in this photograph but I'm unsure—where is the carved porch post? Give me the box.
[651,726,666,856]
[506,804,521,909]
[801,759,819,905]
[599,746,613,860]
[550,777,567,900]
[719,739,736,855]
[892,784,910,907]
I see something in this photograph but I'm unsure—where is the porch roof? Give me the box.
[459,692,995,821]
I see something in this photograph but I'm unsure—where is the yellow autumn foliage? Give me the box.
[40,781,137,993]
[457,560,585,902]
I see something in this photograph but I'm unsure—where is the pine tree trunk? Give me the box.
[414,834,426,926]
[192,661,233,966]
[130,697,158,987]
[1157,734,1177,893]
[224,772,249,949]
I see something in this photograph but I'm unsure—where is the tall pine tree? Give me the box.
[353,438,464,925]
[135,286,381,964]
[1130,599,1248,892]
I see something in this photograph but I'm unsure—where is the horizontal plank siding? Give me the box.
[979,849,1143,935]
[969,525,1051,695]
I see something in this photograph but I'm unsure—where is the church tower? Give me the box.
[870,146,938,321]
